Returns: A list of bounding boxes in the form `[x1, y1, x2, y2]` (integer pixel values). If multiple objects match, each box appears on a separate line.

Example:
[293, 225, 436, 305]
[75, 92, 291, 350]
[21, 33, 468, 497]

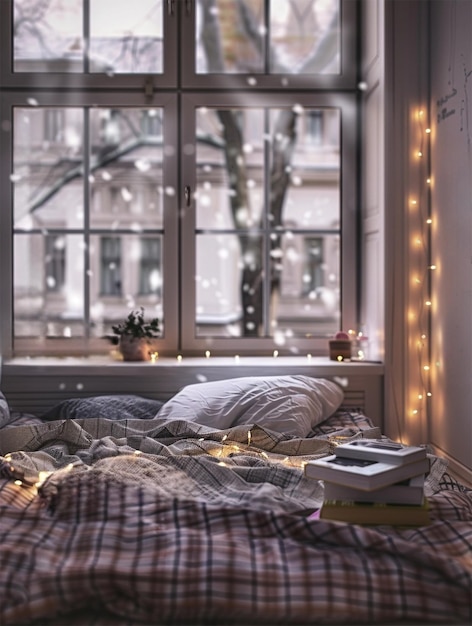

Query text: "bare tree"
[199, 0, 338, 336]
[16, 0, 338, 338]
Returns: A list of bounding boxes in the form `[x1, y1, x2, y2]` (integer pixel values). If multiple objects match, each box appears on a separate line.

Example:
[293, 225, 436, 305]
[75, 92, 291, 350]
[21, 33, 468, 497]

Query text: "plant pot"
[119, 336, 153, 362]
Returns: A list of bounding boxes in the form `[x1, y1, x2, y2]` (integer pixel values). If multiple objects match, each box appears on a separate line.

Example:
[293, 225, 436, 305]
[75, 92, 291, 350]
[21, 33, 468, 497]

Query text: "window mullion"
[83, 0, 90, 74]
[264, 0, 270, 74]
[83, 108, 91, 341]
[263, 108, 271, 337]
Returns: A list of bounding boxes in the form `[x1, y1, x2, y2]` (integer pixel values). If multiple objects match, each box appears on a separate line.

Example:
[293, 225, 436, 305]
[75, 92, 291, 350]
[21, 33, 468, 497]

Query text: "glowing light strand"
[407, 108, 434, 431]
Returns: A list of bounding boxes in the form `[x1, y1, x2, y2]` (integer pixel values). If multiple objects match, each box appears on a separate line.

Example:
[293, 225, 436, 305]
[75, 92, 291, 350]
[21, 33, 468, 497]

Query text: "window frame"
[0, 0, 178, 90]
[0, 90, 179, 358]
[0, 0, 360, 359]
[181, 0, 358, 90]
[180, 91, 357, 355]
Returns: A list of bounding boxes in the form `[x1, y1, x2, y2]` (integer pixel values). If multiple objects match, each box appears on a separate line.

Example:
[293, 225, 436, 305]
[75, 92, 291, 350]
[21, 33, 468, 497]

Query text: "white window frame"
[181, 0, 358, 90]
[0, 0, 178, 89]
[180, 91, 358, 355]
[0, 91, 179, 358]
[0, 0, 359, 359]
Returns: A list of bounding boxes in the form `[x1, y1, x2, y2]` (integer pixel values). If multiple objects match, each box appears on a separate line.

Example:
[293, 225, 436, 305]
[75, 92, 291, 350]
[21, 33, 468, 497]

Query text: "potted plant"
[109, 307, 160, 361]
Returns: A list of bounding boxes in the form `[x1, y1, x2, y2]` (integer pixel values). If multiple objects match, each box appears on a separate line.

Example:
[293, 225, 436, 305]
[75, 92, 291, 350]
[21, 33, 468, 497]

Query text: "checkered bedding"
[0, 408, 471, 626]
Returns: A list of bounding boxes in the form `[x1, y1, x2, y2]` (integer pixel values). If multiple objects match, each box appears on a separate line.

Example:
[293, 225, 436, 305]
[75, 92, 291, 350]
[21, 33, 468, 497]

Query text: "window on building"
[45, 235, 66, 293]
[0, 0, 358, 357]
[100, 237, 122, 296]
[139, 237, 162, 296]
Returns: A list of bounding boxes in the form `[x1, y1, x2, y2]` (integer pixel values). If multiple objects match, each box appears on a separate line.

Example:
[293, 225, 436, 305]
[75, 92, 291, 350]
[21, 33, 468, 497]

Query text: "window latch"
[167, 0, 175, 16]
[184, 185, 191, 207]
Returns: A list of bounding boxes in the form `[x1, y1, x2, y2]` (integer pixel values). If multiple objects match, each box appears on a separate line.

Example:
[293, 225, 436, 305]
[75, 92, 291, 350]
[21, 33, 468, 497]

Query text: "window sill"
[2, 354, 384, 374]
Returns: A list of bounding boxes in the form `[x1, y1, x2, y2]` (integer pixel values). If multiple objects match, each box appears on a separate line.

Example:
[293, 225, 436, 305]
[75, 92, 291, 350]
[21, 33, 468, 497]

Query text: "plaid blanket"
[0, 411, 471, 625]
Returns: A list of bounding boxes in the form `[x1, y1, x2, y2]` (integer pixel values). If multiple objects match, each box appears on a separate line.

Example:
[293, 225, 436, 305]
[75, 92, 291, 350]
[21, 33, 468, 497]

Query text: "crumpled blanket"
[0, 418, 340, 515]
[0, 414, 470, 626]
[0, 466, 471, 626]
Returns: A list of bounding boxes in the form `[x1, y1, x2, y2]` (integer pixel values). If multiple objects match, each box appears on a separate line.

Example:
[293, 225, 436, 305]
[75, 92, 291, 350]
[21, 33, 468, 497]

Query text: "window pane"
[196, 231, 339, 339]
[195, 107, 264, 230]
[14, 0, 84, 72]
[89, 0, 163, 74]
[194, 103, 341, 339]
[270, 0, 340, 73]
[13, 107, 84, 230]
[273, 233, 340, 341]
[270, 107, 340, 229]
[14, 233, 84, 339]
[89, 234, 163, 339]
[89, 108, 164, 229]
[196, 106, 340, 230]
[13, 0, 163, 74]
[196, 233, 249, 337]
[195, 0, 340, 75]
[196, 0, 264, 74]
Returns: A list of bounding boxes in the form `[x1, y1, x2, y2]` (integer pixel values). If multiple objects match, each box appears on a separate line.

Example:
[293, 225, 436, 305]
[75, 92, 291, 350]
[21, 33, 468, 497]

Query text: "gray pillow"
[156, 375, 344, 438]
[0, 391, 11, 428]
[41, 395, 164, 421]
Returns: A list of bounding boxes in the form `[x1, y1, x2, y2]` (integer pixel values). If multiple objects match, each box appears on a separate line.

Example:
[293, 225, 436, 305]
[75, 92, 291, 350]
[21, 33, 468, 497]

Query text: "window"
[100, 237, 122, 296]
[139, 237, 162, 296]
[0, 0, 358, 358]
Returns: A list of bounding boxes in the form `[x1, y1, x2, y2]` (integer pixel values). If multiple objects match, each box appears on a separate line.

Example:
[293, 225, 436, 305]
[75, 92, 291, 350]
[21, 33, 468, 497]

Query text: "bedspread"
[0, 415, 471, 625]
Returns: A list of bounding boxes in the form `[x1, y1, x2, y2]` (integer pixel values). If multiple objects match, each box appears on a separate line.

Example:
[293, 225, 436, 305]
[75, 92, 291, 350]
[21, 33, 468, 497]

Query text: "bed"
[0, 375, 470, 626]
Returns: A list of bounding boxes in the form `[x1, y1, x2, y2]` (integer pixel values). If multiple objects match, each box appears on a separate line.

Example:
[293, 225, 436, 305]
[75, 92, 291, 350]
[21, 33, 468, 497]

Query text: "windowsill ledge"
[2, 354, 384, 374]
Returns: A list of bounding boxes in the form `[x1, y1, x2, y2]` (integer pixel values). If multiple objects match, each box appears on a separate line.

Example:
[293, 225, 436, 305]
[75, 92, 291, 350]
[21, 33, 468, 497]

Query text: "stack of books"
[304, 439, 430, 526]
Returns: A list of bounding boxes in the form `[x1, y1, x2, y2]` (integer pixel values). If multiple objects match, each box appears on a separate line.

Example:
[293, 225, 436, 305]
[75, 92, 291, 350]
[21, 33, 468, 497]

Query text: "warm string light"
[1, 457, 75, 496]
[191, 433, 305, 469]
[406, 107, 434, 427]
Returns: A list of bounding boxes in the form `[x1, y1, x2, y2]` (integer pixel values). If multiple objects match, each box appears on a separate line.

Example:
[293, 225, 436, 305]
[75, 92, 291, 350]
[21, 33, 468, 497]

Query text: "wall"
[429, 0, 472, 484]
[363, 0, 471, 485]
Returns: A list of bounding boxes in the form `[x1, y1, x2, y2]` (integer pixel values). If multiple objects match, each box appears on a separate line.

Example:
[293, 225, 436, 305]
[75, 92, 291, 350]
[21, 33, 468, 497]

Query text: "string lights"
[404, 106, 434, 439]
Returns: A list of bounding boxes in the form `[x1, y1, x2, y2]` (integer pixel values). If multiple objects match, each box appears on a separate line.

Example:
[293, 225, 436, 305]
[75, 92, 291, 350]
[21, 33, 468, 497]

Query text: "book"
[334, 439, 427, 466]
[319, 499, 430, 527]
[304, 455, 430, 491]
[323, 473, 425, 505]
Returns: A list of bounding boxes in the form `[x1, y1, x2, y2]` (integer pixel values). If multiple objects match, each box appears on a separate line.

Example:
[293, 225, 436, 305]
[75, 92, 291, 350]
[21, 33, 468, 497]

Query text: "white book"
[334, 439, 427, 466]
[323, 473, 425, 505]
[304, 455, 430, 491]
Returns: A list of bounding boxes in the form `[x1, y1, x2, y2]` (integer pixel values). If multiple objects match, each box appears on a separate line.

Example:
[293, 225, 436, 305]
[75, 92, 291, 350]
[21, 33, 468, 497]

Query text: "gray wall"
[363, 0, 471, 485]
[429, 0, 472, 481]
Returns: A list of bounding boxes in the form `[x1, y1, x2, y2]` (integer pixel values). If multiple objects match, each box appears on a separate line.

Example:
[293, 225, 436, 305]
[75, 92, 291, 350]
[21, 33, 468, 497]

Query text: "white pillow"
[0, 391, 11, 428]
[156, 375, 344, 438]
